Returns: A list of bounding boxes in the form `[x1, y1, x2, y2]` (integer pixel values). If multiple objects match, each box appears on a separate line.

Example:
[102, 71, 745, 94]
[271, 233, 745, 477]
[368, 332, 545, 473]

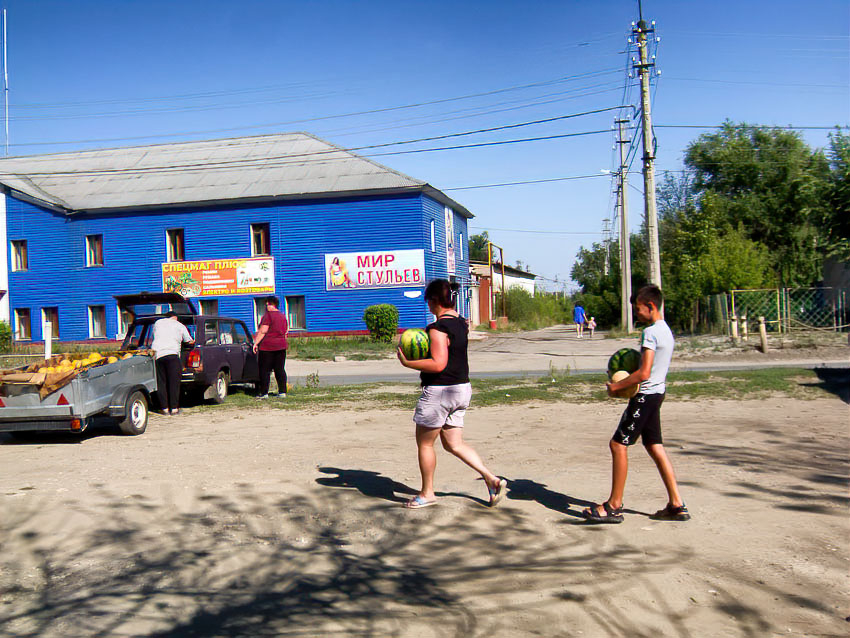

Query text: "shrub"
[499, 287, 570, 330]
[363, 304, 399, 342]
[0, 321, 11, 353]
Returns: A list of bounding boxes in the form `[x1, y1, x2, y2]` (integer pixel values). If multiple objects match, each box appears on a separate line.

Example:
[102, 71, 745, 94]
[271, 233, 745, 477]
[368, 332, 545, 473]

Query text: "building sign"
[445, 207, 456, 273]
[162, 257, 275, 297]
[325, 250, 425, 290]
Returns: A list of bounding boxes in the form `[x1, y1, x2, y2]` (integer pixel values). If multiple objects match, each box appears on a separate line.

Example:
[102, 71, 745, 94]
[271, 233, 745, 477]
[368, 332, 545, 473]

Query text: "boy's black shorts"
[612, 393, 665, 446]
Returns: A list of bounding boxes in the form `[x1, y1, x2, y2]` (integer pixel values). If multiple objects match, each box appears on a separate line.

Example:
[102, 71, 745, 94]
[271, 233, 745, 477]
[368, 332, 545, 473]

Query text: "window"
[117, 308, 133, 339]
[166, 229, 185, 262]
[218, 320, 234, 344]
[88, 305, 106, 338]
[458, 233, 464, 260]
[285, 296, 306, 330]
[234, 323, 253, 345]
[41, 307, 59, 340]
[11, 240, 27, 271]
[86, 235, 104, 267]
[199, 299, 218, 316]
[253, 298, 266, 330]
[14, 308, 31, 340]
[251, 223, 271, 256]
[203, 319, 218, 345]
[429, 220, 436, 252]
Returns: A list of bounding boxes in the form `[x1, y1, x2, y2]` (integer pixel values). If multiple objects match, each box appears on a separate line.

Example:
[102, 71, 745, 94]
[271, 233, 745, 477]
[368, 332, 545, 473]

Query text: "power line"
[8, 68, 622, 121]
[444, 173, 609, 191]
[469, 226, 603, 235]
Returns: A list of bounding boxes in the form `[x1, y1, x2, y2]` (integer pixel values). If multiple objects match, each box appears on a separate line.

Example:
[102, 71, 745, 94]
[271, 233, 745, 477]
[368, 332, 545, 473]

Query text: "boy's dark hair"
[266, 296, 280, 308]
[631, 284, 663, 310]
[165, 310, 178, 318]
[424, 279, 460, 308]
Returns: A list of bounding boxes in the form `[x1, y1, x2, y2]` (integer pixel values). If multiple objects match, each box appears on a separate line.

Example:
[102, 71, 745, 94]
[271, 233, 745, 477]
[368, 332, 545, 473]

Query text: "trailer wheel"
[118, 390, 148, 435]
[211, 370, 229, 404]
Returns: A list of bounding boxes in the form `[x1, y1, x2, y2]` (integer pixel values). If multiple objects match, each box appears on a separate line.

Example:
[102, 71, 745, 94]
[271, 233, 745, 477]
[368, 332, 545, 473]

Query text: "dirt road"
[1, 387, 848, 636]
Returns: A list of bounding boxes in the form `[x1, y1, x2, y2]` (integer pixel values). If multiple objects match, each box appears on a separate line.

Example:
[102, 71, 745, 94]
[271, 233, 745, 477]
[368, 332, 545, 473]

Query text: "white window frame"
[251, 223, 271, 256]
[166, 228, 185, 262]
[429, 220, 436, 252]
[11, 240, 27, 271]
[284, 295, 306, 331]
[14, 308, 31, 340]
[199, 298, 219, 316]
[88, 305, 107, 338]
[41, 307, 59, 341]
[253, 298, 266, 331]
[86, 234, 104, 267]
[458, 233, 464, 260]
[116, 306, 133, 340]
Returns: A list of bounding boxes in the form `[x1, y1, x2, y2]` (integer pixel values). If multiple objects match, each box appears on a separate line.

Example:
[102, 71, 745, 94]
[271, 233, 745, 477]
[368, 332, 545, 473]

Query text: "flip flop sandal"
[651, 503, 691, 521]
[488, 478, 508, 507]
[405, 495, 437, 509]
[582, 501, 624, 524]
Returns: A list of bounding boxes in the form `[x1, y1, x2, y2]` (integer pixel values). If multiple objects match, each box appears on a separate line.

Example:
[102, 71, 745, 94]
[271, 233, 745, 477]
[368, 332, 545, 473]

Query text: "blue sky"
[4, 0, 849, 290]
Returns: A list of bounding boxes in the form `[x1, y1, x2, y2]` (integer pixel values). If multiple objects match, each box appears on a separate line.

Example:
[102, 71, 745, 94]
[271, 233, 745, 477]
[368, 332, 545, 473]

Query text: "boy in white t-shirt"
[582, 285, 689, 524]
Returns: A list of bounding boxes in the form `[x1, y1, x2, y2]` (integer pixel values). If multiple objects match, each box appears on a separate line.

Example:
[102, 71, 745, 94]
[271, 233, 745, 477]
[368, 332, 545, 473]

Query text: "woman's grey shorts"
[413, 383, 472, 429]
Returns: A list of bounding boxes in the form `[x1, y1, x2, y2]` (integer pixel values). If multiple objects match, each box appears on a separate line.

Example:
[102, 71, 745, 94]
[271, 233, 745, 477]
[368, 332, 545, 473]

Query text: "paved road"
[287, 325, 849, 386]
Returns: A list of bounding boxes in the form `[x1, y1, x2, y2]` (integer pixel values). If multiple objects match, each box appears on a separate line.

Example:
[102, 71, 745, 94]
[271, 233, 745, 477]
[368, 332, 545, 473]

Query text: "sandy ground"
[1, 389, 848, 636]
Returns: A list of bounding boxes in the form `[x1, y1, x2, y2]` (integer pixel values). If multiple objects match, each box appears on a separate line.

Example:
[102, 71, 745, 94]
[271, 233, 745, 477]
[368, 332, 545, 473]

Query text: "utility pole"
[633, 14, 662, 287]
[616, 117, 633, 332]
[601, 217, 611, 276]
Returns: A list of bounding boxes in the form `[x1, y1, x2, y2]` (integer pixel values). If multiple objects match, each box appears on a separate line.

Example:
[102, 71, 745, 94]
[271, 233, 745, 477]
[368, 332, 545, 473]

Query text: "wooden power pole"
[616, 117, 633, 332]
[633, 16, 662, 287]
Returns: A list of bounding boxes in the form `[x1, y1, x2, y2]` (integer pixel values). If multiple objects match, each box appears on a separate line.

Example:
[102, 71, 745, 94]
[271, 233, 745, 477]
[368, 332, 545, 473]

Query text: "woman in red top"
[253, 296, 288, 399]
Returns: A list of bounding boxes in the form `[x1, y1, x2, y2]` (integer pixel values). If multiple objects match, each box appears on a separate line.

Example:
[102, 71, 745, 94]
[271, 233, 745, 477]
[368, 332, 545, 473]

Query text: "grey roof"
[0, 132, 472, 217]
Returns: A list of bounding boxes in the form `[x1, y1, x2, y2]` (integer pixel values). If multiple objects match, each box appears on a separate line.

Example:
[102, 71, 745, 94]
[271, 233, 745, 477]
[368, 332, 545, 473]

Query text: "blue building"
[0, 133, 471, 342]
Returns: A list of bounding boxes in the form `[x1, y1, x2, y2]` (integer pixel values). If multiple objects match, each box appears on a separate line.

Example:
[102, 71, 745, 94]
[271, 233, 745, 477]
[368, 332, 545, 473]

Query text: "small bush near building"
[363, 304, 399, 342]
[500, 287, 570, 330]
[0, 321, 11, 352]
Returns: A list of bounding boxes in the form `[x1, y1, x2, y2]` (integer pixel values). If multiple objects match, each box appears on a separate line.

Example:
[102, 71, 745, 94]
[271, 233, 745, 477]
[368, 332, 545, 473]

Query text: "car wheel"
[211, 370, 229, 404]
[118, 390, 148, 435]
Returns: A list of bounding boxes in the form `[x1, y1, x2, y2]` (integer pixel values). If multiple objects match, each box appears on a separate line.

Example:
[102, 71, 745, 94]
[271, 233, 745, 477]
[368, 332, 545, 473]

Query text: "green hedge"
[363, 304, 399, 342]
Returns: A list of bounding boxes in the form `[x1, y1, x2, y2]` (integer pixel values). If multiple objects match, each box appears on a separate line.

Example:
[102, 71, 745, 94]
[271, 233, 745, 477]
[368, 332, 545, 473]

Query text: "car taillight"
[186, 350, 201, 369]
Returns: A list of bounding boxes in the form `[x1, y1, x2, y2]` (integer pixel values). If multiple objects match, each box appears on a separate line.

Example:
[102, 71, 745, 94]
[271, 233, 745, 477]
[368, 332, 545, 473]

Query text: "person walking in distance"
[397, 279, 507, 509]
[574, 304, 587, 338]
[151, 310, 194, 416]
[253, 296, 289, 399]
[582, 285, 689, 524]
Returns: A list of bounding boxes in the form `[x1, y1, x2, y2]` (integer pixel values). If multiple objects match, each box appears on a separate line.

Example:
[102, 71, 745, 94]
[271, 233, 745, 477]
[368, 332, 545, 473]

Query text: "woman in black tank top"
[397, 279, 506, 509]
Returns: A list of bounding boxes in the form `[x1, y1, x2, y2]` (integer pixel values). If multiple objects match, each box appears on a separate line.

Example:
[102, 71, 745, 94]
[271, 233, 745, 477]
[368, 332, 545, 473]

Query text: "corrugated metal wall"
[5, 192, 470, 341]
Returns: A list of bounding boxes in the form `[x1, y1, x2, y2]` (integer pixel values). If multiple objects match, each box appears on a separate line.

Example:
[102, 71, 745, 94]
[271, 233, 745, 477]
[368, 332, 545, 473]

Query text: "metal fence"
[703, 287, 850, 335]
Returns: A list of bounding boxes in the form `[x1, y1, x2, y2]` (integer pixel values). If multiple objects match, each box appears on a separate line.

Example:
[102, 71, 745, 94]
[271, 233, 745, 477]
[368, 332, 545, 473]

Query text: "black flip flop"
[582, 501, 624, 524]
[651, 503, 691, 521]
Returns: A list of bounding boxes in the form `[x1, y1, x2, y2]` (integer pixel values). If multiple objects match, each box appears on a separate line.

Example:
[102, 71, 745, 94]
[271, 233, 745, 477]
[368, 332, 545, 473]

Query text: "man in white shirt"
[151, 311, 194, 416]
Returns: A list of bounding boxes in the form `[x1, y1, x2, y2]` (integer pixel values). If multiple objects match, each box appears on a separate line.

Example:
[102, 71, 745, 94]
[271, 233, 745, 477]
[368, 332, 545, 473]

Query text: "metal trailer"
[0, 355, 157, 436]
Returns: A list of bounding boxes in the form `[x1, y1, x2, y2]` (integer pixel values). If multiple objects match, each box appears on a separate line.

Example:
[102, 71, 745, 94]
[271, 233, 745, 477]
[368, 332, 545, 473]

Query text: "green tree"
[822, 128, 850, 258]
[684, 122, 830, 286]
[468, 232, 490, 262]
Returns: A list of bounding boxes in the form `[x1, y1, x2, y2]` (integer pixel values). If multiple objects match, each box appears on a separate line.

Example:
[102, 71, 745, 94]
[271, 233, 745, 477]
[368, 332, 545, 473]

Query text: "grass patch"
[287, 336, 395, 361]
[192, 367, 836, 414]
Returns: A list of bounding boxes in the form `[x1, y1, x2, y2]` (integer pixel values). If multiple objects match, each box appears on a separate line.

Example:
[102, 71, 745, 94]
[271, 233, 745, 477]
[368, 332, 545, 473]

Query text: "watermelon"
[607, 347, 641, 378]
[400, 328, 430, 360]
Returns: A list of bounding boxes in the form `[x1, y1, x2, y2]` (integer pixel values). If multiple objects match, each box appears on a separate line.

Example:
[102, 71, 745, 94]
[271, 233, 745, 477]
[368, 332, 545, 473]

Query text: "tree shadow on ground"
[809, 367, 850, 404]
[0, 485, 721, 638]
[674, 415, 849, 516]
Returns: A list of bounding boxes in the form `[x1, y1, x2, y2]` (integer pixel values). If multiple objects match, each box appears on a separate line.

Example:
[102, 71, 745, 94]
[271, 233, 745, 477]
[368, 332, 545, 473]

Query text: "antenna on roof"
[2, 8, 7, 156]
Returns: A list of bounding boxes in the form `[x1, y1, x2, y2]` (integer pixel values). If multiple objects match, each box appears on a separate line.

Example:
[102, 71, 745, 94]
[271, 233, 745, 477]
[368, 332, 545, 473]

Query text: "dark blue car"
[116, 293, 259, 403]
